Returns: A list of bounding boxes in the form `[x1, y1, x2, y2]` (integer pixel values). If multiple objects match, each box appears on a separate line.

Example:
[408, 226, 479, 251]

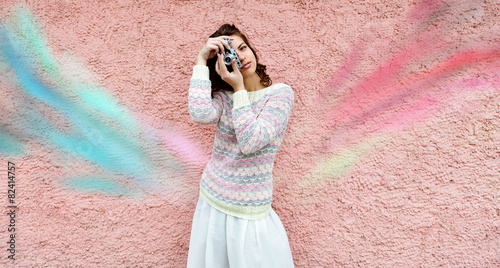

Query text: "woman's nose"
[237, 52, 244, 61]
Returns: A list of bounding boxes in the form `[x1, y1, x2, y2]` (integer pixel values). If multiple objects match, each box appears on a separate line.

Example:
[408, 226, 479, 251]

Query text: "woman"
[187, 24, 294, 268]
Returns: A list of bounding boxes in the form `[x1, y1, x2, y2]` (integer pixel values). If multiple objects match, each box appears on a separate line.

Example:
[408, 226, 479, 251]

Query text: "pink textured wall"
[1, 0, 499, 267]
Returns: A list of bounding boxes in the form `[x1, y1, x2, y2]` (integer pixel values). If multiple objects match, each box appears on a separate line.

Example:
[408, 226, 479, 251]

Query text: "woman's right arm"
[188, 36, 233, 124]
[188, 65, 223, 124]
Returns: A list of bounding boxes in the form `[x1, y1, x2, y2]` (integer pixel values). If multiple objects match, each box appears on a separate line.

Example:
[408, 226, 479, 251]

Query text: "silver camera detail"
[223, 39, 242, 72]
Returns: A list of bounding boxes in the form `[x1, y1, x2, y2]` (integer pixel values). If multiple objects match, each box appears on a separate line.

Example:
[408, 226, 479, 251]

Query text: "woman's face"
[229, 34, 258, 79]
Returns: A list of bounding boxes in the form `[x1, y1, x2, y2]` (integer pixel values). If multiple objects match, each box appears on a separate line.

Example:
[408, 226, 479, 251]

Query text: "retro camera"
[223, 39, 242, 72]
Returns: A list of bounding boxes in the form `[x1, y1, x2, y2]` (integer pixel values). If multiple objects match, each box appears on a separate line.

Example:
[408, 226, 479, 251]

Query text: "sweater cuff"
[233, 90, 251, 109]
[192, 65, 209, 80]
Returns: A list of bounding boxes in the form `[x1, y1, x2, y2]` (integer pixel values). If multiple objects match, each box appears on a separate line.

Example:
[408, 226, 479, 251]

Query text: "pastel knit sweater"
[188, 65, 294, 220]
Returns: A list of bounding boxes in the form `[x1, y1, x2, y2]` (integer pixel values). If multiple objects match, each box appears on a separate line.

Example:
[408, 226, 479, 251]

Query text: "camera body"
[223, 39, 242, 72]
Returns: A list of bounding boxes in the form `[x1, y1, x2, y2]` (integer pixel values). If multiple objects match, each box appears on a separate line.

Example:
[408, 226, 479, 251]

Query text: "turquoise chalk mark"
[0, 7, 185, 196]
[62, 177, 139, 197]
[0, 130, 24, 155]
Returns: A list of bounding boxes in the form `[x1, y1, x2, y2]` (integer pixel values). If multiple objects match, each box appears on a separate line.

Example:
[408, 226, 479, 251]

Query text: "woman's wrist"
[196, 55, 207, 66]
[232, 80, 245, 92]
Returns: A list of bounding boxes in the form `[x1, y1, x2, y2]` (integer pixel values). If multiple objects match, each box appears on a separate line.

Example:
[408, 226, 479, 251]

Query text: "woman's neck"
[243, 73, 265, 92]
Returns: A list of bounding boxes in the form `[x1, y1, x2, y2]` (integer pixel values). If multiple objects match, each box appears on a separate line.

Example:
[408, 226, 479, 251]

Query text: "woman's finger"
[217, 54, 228, 78]
[221, 38, 231, 51]
[215, 54, 221, 75]
[207, 44, 218, 53]
[214, 36, 233, 50]
[216, 54, 226, 76]
[209, 40, 225, 54]
[231, 59, 240, 75]
[217, 54, 225, 74]
[217, 35, 234, 40]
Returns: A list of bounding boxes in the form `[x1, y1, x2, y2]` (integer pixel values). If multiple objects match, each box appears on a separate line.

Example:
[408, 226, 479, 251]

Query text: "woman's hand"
[215, 54, 245, 92]
[196, 36, 234, 65]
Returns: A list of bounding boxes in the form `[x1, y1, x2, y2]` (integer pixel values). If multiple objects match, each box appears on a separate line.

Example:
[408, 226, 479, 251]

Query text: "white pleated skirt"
[187, 197, 294, 268]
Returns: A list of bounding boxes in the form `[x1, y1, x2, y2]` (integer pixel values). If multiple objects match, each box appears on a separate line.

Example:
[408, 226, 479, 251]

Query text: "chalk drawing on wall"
[300, 0, 500, 187]
[0, 6, 207, 197]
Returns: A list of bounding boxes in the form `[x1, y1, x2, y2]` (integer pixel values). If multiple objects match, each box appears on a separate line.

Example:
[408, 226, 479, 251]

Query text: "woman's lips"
[242, 62, 251, 69]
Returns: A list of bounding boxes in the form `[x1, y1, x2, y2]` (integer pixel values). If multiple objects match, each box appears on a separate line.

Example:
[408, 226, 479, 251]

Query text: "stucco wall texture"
[0, 0, 499, 267]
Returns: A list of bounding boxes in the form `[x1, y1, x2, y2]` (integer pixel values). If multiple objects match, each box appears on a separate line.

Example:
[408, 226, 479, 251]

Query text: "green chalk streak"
[303, 136, 387, 187]
[7, 7, 60, 81]
[0, 130, 23, 155]
[77, 88, 134, 129]
[7, 6, 135, 131]
[62, 177, 139, 197]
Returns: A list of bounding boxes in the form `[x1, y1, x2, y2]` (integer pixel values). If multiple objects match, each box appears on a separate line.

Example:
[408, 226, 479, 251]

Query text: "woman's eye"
[240, 46, 247, 51]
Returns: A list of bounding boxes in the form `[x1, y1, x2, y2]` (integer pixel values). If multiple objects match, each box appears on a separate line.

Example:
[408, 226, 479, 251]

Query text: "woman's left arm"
[232, 85, 294, 155]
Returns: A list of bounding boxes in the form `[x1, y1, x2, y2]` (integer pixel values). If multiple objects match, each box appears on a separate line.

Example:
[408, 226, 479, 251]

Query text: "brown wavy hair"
[207, 24, 272, 93]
